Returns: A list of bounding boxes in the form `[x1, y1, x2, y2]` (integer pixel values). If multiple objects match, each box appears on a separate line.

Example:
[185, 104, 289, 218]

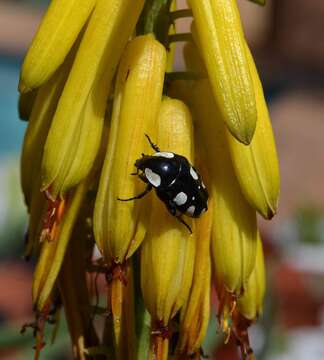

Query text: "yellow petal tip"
[18, 79, 31, 94]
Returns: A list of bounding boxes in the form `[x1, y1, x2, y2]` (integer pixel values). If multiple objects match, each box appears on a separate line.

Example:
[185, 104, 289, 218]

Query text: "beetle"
[118, 135, 208, 233]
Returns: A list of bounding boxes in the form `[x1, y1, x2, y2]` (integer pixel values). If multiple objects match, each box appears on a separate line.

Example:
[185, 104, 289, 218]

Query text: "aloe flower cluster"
[18, 0, 278, 359]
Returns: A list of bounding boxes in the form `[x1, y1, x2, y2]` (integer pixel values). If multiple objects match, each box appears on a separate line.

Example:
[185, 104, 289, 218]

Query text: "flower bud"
[231, 233, 266, 359]
[21, 48, 74, 208]
[93, 34, 167, 264]
[177, 194, 213, 357]
[33, 178, 89, 311]
[140, 98, 196, 359]
[226, 44, 280, 219]
[183, 42, 258, 297]
[237, 233, 266, 321]
[189, 0, 257, 144]
[41, 0, 145, 200]
[19, 0, 96, 92]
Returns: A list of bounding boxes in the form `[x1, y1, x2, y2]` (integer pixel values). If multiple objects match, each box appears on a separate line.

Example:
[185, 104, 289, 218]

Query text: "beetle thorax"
[135, 154, 180, 188]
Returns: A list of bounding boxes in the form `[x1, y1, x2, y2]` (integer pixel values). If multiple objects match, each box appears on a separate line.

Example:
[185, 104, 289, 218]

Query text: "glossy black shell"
[135, 153, 208, 217]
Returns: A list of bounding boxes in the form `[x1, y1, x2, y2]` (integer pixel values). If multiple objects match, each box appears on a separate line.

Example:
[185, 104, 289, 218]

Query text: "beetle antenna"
[145, 134, 160, 152]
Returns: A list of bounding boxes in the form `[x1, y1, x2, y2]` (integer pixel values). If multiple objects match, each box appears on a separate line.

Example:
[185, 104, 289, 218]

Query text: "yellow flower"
[18, 1, 279, 358]
[189, 0, 257, 144]
[232, 234, 266, 358]
[141, 97, 196, 359]
[93, 34, 167, 264]
[177, 192, 213, 357]
[226, 44, 280, 219]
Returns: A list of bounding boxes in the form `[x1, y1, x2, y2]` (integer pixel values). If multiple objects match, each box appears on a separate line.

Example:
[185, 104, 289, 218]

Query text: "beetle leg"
[176, 216, 192, 234]
[138, 173, 148, 183]
[117, 184, 152, 201]
[165, 200, 192, 234]
[145, 134, 160, 152]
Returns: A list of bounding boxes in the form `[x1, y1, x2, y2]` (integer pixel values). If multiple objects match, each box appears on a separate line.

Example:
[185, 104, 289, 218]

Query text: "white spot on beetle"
[145, 168, 161, 187]
[154, 152, 174, 158]
[201, 208, 207, 213]
[190, 167, 199, 180]
[173, 192, 188, 206]
[192, 196, 195, 201]
[186, 205, 195, 216]
[202, 181, 206, 189]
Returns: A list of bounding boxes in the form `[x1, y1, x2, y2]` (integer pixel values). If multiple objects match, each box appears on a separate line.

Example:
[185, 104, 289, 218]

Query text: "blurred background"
[0, 0, 324, 359]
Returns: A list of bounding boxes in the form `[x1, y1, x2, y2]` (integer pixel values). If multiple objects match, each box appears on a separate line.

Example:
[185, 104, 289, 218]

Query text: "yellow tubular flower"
[93, 34, 167, 264]
[184, 41, 258, 298]
[196, 81, 257, 294]
[41, 0, 145, 200]
[189, 0, 257, 145]
[32, 177, 89, 311]
[226, 44, 280, 219]
[140, 97, 196, 360]
[26, 100, 110, 260]
[237, 233, 266, 321]
[19, 0, 96, 92]
[177, 194, 213, 357]
[231, 233, 266, 359]
[21, 55, 72, 255]
[21, 46, 75, 208]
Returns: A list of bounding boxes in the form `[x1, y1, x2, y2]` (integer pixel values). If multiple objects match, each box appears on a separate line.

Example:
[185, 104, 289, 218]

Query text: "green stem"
[136, 310, 151, 360]
[169, 8, 193, 21]
[165, 71, 206, 82]
[168, 33, 192, 44]
[137, 0, 173, 46]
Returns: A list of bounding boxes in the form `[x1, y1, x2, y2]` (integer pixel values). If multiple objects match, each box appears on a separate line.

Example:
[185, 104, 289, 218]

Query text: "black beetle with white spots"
[118, 135, 209, 233]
